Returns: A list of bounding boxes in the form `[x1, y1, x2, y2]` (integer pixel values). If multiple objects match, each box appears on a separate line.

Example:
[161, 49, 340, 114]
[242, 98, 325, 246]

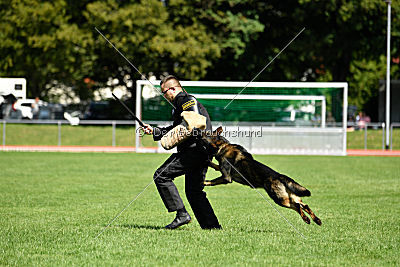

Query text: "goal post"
[135, 81, 348, 155]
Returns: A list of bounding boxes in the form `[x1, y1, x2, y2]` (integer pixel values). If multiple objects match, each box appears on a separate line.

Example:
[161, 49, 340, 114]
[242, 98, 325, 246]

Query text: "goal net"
[135, 81, 348, 155]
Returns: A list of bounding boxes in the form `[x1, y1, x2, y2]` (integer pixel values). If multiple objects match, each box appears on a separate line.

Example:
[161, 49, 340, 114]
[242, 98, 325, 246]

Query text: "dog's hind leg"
[300, 203, 322, 225]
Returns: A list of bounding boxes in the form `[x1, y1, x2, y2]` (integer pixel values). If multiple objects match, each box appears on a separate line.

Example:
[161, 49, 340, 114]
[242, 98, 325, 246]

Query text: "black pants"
[154, 148, 220, 229]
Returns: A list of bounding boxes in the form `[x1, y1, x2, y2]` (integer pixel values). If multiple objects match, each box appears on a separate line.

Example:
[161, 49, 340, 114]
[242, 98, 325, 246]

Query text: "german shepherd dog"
[201, 127, 322, 225]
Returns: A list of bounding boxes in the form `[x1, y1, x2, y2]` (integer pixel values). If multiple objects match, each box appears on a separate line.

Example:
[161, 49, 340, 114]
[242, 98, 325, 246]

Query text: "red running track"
[346, 149, 400, 157]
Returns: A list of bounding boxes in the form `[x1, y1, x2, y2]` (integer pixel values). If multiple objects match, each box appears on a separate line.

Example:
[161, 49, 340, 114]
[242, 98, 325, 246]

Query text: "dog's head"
[200, 126, 230, 155]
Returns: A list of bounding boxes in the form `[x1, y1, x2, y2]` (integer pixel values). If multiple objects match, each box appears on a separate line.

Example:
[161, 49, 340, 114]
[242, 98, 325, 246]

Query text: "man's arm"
[150, 94, 198, 141]
[144, 95, 203, 141]
[178, 95, 199, 114]
[141, 123, 175, 141]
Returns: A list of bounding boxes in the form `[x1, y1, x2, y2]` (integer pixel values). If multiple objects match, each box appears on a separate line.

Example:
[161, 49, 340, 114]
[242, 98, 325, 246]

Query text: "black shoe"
[165, 213, 192, 230]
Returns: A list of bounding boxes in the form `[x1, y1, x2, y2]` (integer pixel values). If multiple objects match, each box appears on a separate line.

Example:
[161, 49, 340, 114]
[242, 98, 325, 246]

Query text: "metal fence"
[391, 122, 400, 150]
[1, 119, 136, 147]
[1, 119, 399, 150]
[347, 122, 387, 150]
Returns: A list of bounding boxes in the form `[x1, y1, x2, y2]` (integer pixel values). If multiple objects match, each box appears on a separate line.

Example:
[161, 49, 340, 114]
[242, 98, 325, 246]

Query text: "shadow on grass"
[117, 224, 198, 231]
[116, 224, 275, 233]
[234, 226, 275, 234]
[118, 224, 164, 230]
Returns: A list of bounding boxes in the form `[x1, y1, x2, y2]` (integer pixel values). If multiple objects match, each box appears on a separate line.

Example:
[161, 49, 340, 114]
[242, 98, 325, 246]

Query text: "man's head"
[160, 75, 183, 102]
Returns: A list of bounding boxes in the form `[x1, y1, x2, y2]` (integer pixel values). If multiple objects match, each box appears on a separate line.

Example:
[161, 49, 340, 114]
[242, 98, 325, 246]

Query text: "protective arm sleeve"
[160, 112, 205, 150]
[152, 125, 174, 141]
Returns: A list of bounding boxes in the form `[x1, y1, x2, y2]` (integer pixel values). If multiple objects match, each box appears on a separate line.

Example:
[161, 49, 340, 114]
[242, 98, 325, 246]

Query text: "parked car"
[2, 99, 65, 120]
[83, 101, 111, 120]
[37, 103, 64, 120]
[12, 98, 46, 119]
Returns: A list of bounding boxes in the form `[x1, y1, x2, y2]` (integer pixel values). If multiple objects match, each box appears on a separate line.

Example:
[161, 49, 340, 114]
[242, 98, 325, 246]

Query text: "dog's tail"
[281, 175, 311, 197]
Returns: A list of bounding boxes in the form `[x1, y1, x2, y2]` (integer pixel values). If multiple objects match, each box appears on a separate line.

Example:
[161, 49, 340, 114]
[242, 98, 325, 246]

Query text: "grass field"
[1, 123, 400, 149]
[0, 152, 399, 266]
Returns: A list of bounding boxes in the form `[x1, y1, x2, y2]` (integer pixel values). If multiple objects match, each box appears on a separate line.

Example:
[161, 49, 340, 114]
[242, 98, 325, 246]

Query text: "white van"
[0, 78, 27, 100]
[0, 78, 29, 119]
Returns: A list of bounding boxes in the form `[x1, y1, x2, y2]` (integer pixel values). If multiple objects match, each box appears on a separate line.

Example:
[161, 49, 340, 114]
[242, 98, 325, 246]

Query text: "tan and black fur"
[201, 127, 322, 225]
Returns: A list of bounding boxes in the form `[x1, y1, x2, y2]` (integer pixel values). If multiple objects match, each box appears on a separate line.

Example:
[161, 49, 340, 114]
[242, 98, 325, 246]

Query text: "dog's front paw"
[204, 180, 213, 186]
[208, 162, 220, 171]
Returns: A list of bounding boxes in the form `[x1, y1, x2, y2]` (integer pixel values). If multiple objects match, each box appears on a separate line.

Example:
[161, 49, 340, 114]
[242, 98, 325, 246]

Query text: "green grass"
[1, 123, 400, 149]
[347, 128, 400, 150]
[0, 152, 399, 265]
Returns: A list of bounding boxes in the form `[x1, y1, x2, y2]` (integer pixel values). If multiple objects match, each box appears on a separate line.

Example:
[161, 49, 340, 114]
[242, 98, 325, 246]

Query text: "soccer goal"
[135, 81, 348, 155]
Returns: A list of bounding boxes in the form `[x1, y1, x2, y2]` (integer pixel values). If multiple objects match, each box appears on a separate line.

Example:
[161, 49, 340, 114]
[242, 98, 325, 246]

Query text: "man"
[31, 97, 40, 119]
[142, 75, 221, 230]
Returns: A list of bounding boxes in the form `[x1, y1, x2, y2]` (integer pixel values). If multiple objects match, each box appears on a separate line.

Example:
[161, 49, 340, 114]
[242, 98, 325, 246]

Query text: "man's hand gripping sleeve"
[160, 111, 206, 150]
[152, 125, 174, 141]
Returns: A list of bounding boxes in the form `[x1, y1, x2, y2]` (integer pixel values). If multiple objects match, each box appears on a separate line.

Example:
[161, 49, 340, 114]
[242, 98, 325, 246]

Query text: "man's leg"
[154, 153, 185, 212]
[153, 153, 191, 229]
[185, 166, 221, 229]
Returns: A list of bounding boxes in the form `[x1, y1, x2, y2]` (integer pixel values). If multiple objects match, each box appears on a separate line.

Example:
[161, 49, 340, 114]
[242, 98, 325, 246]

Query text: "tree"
[294, 0, 400, 113]
[203, 0, 400, 115]
[85, 0, 264, 93]
[0, 0, 94, 99]
[1, 0, 399, 117]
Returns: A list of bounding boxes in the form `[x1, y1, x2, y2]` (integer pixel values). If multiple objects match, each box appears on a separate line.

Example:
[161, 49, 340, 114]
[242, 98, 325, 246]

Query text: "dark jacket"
[153, 91, 212, 152]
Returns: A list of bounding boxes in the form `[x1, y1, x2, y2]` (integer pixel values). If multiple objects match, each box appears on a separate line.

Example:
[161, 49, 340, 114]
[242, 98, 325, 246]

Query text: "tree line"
[1, 0, 399, 119]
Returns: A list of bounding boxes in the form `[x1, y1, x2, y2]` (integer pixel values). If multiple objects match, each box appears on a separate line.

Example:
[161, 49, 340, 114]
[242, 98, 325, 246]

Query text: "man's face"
[161, 79, 181, 102]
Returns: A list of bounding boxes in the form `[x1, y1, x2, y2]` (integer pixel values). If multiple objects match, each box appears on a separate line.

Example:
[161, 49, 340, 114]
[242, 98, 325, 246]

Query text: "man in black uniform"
[142, 75, 221, 230]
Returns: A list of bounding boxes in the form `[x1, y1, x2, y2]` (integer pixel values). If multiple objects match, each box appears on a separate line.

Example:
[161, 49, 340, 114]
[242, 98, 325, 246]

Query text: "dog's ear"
[215, 126, 223, 136]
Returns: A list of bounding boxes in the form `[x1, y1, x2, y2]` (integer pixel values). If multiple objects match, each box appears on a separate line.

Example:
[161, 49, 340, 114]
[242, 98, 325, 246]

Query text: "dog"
[201, 126, 322, 225]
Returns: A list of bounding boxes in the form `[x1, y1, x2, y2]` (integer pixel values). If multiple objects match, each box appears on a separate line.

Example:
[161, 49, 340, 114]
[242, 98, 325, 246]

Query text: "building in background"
[379, 80, 400, 123]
